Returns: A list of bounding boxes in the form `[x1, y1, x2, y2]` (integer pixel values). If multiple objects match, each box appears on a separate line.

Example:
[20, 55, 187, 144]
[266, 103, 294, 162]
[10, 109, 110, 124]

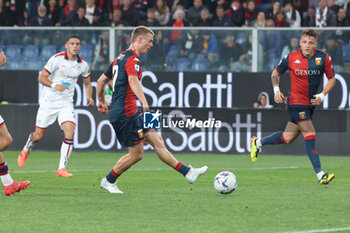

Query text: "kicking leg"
[145, 130, 208, 184]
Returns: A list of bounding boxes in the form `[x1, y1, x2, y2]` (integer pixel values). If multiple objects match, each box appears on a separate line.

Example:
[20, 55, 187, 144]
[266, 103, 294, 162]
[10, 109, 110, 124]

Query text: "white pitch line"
[284, 227, 350, 233]
[10, 166, 299, 174]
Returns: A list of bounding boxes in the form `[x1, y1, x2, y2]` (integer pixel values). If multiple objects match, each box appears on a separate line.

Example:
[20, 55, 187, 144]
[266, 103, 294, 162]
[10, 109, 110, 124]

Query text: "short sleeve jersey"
[104, 49, 142, 122]
[276, 49, 334, 106]
[40, 52, 90, 106]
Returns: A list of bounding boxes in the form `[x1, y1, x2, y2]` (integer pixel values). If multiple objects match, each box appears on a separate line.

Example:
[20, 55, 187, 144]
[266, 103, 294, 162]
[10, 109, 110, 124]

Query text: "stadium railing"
[0, 27, 349, 73]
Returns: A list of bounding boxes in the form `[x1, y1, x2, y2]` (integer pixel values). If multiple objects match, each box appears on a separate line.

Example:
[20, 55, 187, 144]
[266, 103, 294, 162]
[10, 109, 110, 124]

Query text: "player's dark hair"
[131, 26, 154, 42]
[301, 29, 317, 39]
[66, 35, 80, 43]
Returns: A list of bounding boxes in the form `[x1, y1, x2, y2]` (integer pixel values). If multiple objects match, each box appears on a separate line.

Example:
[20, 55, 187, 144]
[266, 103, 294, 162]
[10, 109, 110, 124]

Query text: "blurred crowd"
[0, 0, 349, 28]
[0, 0, 349, 72]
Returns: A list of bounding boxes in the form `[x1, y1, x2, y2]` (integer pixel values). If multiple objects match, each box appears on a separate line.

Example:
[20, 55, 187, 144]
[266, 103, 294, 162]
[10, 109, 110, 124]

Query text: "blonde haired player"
[18, 36, 94, 177]
[0, 51, 30, 195]
[97, 26, 208, 193]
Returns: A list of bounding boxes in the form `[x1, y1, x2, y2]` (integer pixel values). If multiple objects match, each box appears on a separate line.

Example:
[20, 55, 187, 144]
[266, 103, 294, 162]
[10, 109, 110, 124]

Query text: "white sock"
[24, 132, 36, 153]
[256, 138, 262, 149]
[58, 139, 73, 170]
[1, 174, 14, 186]
[317, 171, 325, 181]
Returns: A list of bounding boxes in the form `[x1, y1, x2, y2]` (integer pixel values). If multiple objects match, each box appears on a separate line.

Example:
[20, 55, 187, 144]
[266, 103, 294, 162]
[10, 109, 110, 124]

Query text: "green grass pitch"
[1, 151, 350, 233]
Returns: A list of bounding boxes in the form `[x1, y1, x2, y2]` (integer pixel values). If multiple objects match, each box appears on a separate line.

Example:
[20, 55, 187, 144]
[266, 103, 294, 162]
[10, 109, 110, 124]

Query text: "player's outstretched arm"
[271, 69, 284, 104]
[38, 69, 68, 92]
[128, 75, 149, 112]
[96, 73, 110, 113]
[0, 51, 7, 66]
[83, 77, 95, 106]
[311, 76, 336, 105]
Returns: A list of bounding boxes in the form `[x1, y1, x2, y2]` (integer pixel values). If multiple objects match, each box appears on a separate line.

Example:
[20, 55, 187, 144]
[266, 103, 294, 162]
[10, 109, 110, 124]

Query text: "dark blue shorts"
[111, 113, 147, 147]
[288, 105, 315, 124]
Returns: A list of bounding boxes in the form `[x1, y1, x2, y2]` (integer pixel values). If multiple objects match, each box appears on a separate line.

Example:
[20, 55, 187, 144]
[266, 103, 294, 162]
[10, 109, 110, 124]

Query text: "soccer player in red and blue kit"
[96, 26, 208, 194]
[250, 29, 336, 185]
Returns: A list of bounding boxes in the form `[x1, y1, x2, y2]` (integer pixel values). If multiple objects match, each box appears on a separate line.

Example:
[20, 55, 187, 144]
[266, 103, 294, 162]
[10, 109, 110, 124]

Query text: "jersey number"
[112, 65, 119, 92]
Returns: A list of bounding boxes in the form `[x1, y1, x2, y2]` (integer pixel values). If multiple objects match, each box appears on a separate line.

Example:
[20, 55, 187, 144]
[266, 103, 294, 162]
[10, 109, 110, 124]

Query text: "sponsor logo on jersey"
[316, 57, 322, 65]
[135, 64, 140, 72]
[294, 59, 301, 64]
[294, 69, 321, 76]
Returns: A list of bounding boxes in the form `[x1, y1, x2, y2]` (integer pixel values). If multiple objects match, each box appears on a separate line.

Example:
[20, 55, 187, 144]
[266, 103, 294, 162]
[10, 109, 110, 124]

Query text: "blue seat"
[343, 44, 350, 62]
[258, 3, 271, 12]
[8, 56, 25, 70]
[23, 45, 39, 61]
[166, 45, 180, 66]
[5, 45, 22, 59]
[79, 45, 93, 63]
[172, 58, 191, 71]
[40, 45, 57, 61]
[25, 59, 43, 70]
[191, 58, 209, 71]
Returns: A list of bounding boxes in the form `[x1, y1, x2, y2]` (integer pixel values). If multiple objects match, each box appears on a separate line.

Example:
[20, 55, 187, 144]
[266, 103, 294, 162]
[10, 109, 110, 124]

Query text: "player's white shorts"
[36, 105, 76, 129]
[0, 114, 4, 127]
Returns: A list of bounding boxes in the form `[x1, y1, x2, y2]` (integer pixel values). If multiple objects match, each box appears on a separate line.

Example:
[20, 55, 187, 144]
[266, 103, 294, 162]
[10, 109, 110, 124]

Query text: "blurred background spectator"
[30, 4, 53, 26]
[281, 36, 299, 58]
[188, 0, 208, 26]
[57, 0, 77, 26]
[253, 92, 274, 109]
[212, 5, 232, 26]
[141, 8, 160, 26]
[283, 0, 301, 28]
[120, 0, 139, 26]
[45, 0, 61, 26]
[218, 33, 243, 72]
[153, 0, 170, 26]
[323, 36, 344, 72]
[227, 0, 244, 27]
[266, 0, 281, 20]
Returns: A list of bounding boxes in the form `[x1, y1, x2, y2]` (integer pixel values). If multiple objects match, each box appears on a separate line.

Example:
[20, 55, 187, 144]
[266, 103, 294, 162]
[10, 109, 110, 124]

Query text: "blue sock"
[261, 131, 286, 145]
[174, 162, 190, 176]
[106, 169, 120, 183]
[304, 135, 322, 173]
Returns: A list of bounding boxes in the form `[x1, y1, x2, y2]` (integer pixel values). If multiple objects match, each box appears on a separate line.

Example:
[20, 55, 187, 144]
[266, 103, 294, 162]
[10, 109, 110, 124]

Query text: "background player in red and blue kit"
[96, 26, 208, 194]
[250, 29, 336, 185]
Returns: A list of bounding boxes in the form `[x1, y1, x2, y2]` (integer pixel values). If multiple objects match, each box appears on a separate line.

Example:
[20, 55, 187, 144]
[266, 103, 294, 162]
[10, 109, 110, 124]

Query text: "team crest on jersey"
[315, 57, 322, 65]
[135, 64, 140, 72]
[299, 111, 306, 120]
[138, 129, 144, 138]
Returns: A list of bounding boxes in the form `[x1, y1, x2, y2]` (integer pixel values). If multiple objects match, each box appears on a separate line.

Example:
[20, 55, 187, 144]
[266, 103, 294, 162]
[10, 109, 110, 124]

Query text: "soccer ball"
[214, 171, 237, 194]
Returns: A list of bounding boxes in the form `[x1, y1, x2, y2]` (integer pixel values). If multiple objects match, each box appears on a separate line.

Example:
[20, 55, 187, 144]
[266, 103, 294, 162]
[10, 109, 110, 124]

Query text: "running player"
[250, 29, 336, 185]
[0, 51, 30, 195]
[17, 36, 95, 177]
[96, 26, 208, 193]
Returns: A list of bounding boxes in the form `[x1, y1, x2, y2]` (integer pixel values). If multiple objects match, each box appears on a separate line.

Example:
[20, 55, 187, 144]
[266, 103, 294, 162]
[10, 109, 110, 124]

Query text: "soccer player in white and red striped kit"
[17, 36, 94, 177]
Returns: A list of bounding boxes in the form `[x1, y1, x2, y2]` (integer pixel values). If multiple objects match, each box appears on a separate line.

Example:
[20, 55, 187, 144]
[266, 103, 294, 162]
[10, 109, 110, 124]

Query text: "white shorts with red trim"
[36, 104, 76, 129]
